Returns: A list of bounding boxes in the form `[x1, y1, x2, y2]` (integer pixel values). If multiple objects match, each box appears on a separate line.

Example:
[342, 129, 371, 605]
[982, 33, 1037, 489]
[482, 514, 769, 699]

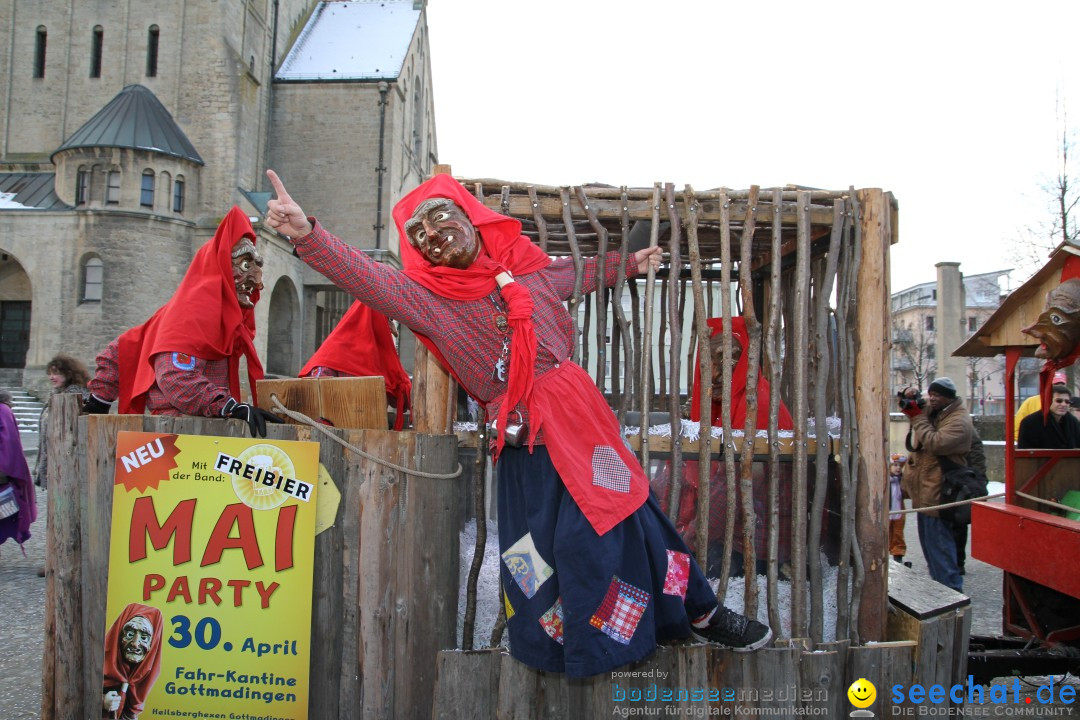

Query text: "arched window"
[173, 176, 185, 213]
[82, 256, 103, 302]
[146, 25, 159, 77]
[159, 170, 171, 209]
[140, 170, 155, 208]
[106, 170, 120, 204]
[412, 81, 423, 159]
[33, 26, 47, 78]
[90, 26, 103, 78]
[75, 167, 89, 205]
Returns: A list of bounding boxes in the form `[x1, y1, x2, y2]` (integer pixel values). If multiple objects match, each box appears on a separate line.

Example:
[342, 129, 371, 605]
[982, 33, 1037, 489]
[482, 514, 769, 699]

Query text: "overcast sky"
[426, 1, 1080, 291]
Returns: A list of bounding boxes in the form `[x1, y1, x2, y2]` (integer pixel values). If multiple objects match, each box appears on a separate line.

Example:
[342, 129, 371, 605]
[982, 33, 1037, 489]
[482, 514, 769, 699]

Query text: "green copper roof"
[53, 84, 204, 165]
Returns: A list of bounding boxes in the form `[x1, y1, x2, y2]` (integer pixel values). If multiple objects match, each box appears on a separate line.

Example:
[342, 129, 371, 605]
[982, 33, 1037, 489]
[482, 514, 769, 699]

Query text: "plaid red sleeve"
[152, 352, 231, 416]
[87, 339, 121, 402]
[292, 220, 440, 335]
[546, 251, 639, 299]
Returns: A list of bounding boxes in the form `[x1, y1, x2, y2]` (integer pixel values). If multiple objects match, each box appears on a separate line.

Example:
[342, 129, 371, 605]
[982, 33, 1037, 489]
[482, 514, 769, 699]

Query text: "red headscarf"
[299, 301, 412, 430]
[689, 317, 793, 431]
[102, 603, 164, 718]
[391, 175, 550, 453]
[115, 207, 263, 413]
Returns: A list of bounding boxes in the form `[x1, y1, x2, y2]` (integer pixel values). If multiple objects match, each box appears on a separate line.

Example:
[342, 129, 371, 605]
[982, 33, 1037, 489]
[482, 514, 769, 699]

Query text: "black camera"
[897, 389, 925, 411]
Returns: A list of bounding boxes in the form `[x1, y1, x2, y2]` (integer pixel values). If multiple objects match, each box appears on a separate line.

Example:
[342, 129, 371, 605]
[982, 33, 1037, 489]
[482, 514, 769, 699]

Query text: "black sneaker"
[690, 606, 773, 652]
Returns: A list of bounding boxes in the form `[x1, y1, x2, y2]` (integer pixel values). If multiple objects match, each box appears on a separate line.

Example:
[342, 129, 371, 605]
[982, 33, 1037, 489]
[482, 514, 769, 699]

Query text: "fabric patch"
[171, 352, 197, 371]
[539, 597, 564, 645]
[589, 576, 649, 645]
[504, 590, 515, 621]
[591, 445, 631, 493]
[663, 550, 691, 599]
[501, 532, 554, 599]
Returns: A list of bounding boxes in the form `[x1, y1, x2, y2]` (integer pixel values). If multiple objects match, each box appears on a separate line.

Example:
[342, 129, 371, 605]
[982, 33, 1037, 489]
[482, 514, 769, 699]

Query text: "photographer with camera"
[897, 377, 972, 592]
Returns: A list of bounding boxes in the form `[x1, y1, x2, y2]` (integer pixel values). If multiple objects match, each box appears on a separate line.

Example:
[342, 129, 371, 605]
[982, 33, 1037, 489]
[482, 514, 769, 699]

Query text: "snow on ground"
[457, 519, 842, 650]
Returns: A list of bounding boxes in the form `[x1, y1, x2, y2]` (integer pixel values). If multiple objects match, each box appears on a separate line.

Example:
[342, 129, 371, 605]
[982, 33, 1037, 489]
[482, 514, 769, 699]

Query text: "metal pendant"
[494, 313, 509, 333]
[493, 357, 507, 382]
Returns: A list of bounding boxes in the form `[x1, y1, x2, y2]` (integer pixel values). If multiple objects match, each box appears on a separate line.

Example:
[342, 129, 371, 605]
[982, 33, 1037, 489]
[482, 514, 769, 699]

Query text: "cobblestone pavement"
[0, 483, 46, 720]
[1, 475, 1075, 717]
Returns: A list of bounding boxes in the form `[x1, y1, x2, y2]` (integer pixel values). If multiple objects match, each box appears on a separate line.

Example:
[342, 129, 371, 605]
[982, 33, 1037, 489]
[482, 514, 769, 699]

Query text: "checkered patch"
[663, 550, 691, 599]
[501, 532, 554, 599]
[539, 597, 564, 645]
[589, 576, 649, 645]
[504, 590, 515, 620]
[591, 445, 632, 493]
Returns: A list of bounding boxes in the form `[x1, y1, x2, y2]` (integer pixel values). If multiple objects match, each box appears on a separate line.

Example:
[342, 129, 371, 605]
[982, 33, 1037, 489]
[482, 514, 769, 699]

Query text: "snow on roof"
[277, 1, 421, 81]
[0, 192, 32, 209]
[0, 173, 67, 211]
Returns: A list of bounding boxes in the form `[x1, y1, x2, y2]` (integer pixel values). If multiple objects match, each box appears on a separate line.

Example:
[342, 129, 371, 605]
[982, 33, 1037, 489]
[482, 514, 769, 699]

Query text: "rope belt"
[269, 394, 462, 480]
[897, 492, 1005, 514]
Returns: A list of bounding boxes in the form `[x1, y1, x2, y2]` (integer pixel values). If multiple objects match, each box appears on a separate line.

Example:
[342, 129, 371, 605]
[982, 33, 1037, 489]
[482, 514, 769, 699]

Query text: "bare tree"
[893, 319, 937, 390]
[1011, 95, 1080, 275]
[966, 356, 990, 415]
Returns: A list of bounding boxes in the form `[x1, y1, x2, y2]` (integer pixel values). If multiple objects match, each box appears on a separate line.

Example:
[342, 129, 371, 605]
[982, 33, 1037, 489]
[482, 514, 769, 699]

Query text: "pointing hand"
[266, 169, 313, 239]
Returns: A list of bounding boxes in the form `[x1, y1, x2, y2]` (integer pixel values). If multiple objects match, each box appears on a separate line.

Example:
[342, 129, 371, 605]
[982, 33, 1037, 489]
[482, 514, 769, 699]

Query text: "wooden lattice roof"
[456, 178, 898, 269]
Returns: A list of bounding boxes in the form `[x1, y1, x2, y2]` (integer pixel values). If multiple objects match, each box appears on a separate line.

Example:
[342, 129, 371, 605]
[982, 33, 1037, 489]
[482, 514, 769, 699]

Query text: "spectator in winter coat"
[1017, 384, 1080, 449]
[899, 377, 972, 592]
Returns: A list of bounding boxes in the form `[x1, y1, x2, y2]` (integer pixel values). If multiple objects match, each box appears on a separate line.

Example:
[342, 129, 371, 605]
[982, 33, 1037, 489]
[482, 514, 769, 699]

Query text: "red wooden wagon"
[956, 244, 1080, 679]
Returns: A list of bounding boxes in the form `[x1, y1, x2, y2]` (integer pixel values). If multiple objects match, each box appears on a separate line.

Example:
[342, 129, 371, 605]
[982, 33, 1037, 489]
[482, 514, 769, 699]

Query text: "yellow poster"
[103, 431, 319, 720]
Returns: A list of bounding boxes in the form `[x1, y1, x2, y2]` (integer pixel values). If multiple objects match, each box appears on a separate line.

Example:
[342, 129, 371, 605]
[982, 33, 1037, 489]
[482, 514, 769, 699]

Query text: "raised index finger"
[266, 169, 290, 201]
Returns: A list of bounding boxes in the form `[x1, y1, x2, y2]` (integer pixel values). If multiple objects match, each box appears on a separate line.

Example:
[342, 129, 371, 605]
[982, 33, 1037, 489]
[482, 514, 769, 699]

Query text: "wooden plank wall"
[40, 394, 463, 720]
[432, 640, 928, 718]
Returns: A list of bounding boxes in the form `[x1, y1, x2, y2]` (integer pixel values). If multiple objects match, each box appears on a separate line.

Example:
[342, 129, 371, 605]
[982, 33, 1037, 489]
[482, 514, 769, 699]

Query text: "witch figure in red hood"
[82, 207, 282, 437]
[264, 169, 773, 677]
[299, 300, 412, 430]
[101, 602, 164, 719]
[652, 317, 799, 575]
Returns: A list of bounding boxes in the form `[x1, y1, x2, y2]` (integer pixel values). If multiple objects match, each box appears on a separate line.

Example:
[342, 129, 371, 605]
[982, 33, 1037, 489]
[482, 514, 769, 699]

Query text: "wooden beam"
[854, 188, 891, 641]
[475, 192, 838, 226]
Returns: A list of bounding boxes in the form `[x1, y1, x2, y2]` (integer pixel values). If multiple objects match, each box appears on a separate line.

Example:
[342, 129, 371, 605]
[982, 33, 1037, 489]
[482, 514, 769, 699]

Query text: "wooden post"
[82, 413, 142, 715]
[47, 394, 85, 720]
[847, 642, 917, 715]
[854, 188, 891, 641]
[413, 164, 455, 433]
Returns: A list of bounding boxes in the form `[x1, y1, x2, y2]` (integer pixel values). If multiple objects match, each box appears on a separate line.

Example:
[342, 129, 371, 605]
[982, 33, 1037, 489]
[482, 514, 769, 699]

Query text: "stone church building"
[0, 0, 437, 396]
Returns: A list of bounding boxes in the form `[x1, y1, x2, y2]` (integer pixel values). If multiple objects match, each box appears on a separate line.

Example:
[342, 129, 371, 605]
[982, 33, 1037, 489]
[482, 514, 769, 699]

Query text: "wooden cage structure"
[417, 171, 899, 647]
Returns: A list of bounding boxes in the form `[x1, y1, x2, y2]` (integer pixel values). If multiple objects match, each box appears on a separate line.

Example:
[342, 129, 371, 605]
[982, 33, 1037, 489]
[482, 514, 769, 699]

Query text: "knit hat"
[890, 453, 906, 465]
[928, 377, 957, 398]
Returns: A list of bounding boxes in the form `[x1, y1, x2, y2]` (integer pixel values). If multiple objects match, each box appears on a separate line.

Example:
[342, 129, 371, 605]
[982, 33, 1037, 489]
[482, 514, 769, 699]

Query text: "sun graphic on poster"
[229, 444, 297, 510]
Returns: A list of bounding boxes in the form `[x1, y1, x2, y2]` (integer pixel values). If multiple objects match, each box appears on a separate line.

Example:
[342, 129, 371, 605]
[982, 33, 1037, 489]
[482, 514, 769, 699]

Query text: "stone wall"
[1, 0, 429, 394]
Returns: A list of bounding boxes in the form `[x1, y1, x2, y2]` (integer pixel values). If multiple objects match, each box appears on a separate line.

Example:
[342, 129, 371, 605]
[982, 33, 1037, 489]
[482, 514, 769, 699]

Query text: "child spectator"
[889, 453, 910, 566]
